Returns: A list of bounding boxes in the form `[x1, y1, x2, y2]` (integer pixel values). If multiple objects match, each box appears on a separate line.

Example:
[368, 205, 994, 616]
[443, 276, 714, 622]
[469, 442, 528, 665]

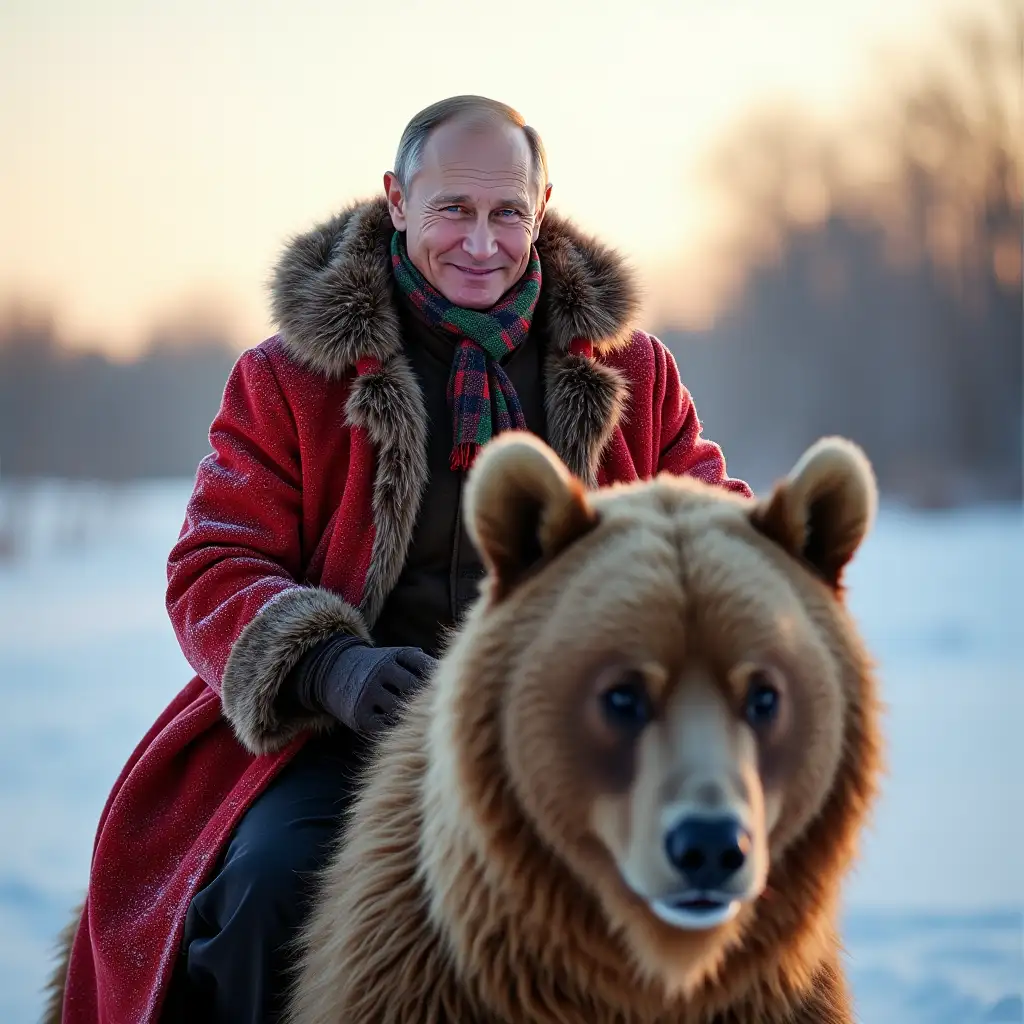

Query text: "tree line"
[2, 0, 1020, 505]
[663, 0, 1021, 504]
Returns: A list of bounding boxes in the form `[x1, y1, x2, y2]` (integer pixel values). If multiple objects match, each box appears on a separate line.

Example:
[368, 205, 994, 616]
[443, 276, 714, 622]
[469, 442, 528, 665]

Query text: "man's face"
[385, 118, 550, 310]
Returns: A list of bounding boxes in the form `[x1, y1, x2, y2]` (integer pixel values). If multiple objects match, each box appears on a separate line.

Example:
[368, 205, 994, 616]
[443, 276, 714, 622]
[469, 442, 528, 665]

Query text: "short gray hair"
[393, 95, 549, 202]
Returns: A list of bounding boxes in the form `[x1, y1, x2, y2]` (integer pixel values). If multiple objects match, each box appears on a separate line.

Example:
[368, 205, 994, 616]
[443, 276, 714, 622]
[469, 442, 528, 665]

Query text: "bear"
[284, 431, 884, 1024]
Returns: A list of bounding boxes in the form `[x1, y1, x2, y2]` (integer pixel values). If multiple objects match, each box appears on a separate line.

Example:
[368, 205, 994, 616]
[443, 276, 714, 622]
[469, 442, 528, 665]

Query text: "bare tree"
[665, 0, 1022, 505]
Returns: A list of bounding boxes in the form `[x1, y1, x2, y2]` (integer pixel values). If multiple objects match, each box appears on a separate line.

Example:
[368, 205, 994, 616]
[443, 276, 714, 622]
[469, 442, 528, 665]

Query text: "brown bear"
[285, 432, 884, 1024]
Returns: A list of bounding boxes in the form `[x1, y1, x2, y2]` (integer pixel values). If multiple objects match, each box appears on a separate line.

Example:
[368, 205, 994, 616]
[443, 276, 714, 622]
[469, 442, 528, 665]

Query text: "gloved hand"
[290, 634, 437, 736]
[323, 642, 437, 734]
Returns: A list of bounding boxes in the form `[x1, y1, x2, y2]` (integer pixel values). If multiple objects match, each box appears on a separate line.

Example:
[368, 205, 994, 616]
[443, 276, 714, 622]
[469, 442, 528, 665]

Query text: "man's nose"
[462, 217, 498, 260]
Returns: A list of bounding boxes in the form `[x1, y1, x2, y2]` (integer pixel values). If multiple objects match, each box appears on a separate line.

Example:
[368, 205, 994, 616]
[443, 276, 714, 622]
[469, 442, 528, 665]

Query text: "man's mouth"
[452, 265, 498, 277]
[648, 892, 743, 931]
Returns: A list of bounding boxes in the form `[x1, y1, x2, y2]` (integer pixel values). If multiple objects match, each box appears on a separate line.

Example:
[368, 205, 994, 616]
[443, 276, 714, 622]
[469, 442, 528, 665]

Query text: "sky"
[1, 0, 972, 356]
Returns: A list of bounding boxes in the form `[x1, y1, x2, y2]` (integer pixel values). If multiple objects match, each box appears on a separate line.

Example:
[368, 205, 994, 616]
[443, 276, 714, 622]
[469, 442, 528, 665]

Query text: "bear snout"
[663, 814, 751, 891]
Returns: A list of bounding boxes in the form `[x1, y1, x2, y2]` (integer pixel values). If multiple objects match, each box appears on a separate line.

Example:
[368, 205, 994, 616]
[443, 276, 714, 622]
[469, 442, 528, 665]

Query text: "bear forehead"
[513, 493, 829, 677]
[567, 492, 811, 618]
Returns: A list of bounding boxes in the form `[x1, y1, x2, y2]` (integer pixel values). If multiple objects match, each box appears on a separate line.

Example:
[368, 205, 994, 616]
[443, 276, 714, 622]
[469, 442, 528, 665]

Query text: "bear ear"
[464, 432, 598, 601]
[750, 436, 878, 589]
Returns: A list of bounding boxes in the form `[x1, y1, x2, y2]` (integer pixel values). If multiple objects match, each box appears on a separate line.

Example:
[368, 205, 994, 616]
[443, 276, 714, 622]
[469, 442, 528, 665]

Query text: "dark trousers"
[162, 731, 367, 1023]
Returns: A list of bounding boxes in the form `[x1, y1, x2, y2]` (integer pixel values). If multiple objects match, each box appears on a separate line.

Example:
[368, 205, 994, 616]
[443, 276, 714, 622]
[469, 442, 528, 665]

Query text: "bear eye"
[744, 671, 781, 730]
[600, 671, 653, 731]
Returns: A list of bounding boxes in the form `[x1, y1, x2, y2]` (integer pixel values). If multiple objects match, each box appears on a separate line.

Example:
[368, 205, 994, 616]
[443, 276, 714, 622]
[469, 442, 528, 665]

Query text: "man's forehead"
[419, 117, 532, 178]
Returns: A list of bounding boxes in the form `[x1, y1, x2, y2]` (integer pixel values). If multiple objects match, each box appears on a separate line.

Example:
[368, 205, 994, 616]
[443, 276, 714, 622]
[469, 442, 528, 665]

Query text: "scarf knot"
[390, 231, 542, 470]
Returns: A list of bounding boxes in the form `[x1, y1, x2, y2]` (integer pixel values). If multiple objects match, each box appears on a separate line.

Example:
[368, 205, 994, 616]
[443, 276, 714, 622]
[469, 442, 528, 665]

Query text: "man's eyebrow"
[431, 193, 531, 213]
[496, 197, 531, 213]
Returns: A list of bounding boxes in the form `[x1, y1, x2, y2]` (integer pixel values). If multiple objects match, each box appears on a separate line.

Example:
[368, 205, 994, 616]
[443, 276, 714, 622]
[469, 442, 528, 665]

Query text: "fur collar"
[269, 197, 641, 379]
[218, 203, 642, 748]
[256, 197, 636, 633]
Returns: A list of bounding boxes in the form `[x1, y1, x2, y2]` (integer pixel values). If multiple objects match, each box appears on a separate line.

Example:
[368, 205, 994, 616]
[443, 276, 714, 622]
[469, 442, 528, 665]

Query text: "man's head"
[384, 96, 552, 310]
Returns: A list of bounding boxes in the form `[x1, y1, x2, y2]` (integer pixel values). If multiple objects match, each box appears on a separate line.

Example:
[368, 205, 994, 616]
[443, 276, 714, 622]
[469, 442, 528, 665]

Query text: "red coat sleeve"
[165, 346, 369, 755]
[651, 336, 753, 498]
[166, 347, 307, 692]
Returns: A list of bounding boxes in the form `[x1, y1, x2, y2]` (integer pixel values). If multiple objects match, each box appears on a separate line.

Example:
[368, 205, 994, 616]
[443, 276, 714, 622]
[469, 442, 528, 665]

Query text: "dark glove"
[290, 633, 437, 736]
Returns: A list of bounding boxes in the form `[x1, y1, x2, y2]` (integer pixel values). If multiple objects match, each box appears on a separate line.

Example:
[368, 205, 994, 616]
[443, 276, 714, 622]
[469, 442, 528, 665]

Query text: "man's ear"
[531, 182, 553, 242]
[464, 432, 597, 601]
[750, 436, 878, 589]
[383, 171, 408, 231]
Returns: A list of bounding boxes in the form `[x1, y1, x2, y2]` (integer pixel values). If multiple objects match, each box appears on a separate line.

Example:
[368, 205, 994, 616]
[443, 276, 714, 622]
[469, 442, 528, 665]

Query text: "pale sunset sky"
[2, 0, 970, 357]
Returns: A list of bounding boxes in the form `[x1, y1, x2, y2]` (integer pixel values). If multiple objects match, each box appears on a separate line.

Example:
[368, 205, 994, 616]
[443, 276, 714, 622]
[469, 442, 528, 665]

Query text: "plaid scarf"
[390, 231, 542, 470]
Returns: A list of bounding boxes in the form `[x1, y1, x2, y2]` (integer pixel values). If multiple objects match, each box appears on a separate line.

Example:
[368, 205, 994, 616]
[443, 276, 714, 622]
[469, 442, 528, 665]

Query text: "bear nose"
[664, 816, 751, 890]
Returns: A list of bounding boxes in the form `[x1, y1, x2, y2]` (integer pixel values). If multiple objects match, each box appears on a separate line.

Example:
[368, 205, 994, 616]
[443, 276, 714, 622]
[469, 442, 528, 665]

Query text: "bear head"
[420, 433, 883, 1016]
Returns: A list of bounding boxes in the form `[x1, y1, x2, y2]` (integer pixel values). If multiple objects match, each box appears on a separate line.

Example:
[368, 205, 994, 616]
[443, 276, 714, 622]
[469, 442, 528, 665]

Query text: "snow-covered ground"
[0, 480, 1021, 1023]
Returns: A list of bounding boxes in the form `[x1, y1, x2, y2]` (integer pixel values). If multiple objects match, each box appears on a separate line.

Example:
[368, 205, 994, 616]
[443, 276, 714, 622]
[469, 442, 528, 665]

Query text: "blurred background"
[1, 1, 1021, 1021]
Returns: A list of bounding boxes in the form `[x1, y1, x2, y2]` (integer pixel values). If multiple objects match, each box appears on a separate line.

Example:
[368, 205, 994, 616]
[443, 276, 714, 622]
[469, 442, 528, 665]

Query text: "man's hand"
[323, 644, 437, 735]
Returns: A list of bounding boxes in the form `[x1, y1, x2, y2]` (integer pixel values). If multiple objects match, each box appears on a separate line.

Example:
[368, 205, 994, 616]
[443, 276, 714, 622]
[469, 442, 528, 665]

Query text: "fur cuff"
[221, 587, 371, 755]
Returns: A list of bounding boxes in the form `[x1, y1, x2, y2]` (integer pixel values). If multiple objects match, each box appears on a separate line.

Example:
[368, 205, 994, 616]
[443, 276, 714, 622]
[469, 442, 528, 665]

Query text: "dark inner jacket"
[289, 290, 548, 713]
[373, 294, 548, 653]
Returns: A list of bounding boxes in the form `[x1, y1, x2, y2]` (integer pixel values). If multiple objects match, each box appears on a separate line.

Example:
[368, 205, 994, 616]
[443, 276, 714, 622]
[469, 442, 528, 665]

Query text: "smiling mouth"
[649, 893, 742, 931]
[452, 265, 498, 276]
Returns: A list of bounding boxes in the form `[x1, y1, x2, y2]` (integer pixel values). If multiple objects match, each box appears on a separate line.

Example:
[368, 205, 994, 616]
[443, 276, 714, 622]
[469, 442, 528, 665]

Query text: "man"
[59, 95, 750, 1023]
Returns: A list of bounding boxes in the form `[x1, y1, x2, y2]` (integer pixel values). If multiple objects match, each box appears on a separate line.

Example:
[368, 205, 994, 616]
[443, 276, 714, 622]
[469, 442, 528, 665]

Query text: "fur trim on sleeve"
[221, 587, 371, 755]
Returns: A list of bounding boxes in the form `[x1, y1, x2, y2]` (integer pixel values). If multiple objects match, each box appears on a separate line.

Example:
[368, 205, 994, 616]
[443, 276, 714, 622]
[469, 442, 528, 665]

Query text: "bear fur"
[285, 432, 884, 1024]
